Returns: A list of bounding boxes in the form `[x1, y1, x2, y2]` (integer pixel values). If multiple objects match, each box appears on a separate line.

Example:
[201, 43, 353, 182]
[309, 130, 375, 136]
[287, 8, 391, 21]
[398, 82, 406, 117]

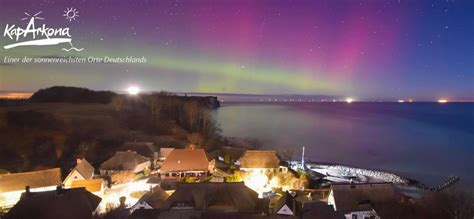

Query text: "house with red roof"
[159, 149, 212, 181]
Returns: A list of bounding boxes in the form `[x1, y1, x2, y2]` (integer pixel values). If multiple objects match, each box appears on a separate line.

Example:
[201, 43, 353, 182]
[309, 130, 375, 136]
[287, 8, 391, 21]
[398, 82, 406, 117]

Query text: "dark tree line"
[31, 86, 116, 104]
[0, 88, 221, 173]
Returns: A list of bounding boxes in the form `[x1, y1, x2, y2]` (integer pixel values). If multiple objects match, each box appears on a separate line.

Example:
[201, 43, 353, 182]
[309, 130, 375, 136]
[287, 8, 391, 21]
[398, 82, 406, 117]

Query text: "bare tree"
[187, 133, 204, 148]
[111, 95, 126, 112]
[0, 109, 6, 129]
[282, 147, 295, 162]
[144, 93, 162, 119]
[184, 100, 201, 131]
[442, 188, 474, 219]
[52, 133, 66, 158]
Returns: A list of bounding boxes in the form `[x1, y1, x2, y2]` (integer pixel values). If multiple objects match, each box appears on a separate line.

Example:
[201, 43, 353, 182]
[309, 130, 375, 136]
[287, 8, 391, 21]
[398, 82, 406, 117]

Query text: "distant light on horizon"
[345, 98, 354, 103]
[127, 86, 140, 95]
[437, 99, 448, 103]
[398, 100, 405, 103]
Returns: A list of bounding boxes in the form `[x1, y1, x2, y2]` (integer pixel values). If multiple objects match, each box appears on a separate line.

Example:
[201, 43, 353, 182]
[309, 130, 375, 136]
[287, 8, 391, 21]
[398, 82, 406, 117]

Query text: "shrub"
[225, 173, 243, 182]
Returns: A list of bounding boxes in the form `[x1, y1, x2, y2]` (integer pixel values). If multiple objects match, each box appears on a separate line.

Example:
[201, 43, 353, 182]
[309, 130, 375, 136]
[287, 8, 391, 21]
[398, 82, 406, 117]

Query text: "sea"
[215, 101, 474, 187]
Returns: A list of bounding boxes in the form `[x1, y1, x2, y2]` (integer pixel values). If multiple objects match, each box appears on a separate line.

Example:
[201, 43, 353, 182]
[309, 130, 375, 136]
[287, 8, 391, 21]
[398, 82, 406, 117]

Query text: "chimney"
[119, 196, 127, 208]
[76, 158, 82, 164]
[25, 186, 31, 195]
[56, 185, 63, 195]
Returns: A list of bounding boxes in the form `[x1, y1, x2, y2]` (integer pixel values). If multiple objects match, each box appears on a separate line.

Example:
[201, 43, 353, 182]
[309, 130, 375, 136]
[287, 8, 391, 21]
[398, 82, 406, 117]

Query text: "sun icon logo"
[63, 7, 79, 21]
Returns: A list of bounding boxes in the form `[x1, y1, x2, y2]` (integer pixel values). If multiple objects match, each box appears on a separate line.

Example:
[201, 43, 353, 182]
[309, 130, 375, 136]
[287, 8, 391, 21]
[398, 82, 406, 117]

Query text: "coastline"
[287, 160, 459, 199]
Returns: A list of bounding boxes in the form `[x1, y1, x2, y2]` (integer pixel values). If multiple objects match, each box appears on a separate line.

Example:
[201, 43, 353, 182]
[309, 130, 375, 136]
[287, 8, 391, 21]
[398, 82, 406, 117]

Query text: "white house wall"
[277, 204, 294, 216]
[63, 169, 86, 188]
[327, 189, 337, 211]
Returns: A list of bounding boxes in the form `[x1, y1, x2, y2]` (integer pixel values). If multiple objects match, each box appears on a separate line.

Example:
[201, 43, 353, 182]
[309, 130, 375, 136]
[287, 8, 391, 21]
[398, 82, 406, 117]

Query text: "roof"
[146, 177, 161, 184]
[100, 151, 150, 171]
[275, 192, 294, 213]
[0, 168, 61, 193]
[159, 148, 174, 159]
[0, 169, 9, 174]
[129, 209, 161, 219]
[300, 202, 345, 219]
[75, 159, 95, 179]
[71, 179, 104, 193]
[162, 182, 260, 212]
[4, 188, 101, 219]
[160, 149, 209, 172]
[239, 150, 280, 169]
[122, 142, 156, 158]
[330, 182, 402, 213]
[139, 186, 170, 209]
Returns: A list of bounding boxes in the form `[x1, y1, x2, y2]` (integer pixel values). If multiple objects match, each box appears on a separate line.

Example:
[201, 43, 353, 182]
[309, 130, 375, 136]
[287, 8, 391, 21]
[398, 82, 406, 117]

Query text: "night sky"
[0, 0, 473, 100]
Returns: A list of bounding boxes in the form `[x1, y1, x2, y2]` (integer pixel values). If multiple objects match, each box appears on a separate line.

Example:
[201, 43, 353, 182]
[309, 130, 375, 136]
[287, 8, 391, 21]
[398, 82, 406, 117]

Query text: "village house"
[0, 168, 61, 209]
[3, 187, 101, 219]
[100, 151, 151, 183]
[273, 191, 345, 218]
[130, 186, 169, 213]
[70, 178, 105, 196]
[159, 182, 262, 217]
[270, 190, 344, 218]
[239, 150, 285, 173]
[159, 149, 212, 181]
[327, 182, 403, 219]
[274, 191, 296, 216]
[63, 158, 95, 188]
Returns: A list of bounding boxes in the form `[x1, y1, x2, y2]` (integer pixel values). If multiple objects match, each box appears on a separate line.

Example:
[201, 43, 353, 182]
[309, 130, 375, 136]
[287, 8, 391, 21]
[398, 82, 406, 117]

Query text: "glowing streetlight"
[127, 86, 140, 95]
[345, 98, 353, 103]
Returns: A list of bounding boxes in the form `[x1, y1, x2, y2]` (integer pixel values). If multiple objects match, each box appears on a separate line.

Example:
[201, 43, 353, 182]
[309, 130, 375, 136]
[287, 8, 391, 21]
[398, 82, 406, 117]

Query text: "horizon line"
[0, 90, 472, 102]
